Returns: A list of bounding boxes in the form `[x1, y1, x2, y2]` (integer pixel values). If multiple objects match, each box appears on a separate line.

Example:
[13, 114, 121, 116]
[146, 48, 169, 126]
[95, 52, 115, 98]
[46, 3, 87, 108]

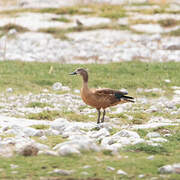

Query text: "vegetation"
[0, 61, 179, 96]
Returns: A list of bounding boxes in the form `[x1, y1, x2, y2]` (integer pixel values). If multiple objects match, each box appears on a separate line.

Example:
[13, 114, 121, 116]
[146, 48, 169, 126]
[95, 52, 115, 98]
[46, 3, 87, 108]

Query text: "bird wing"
[93, 88, 128, 96]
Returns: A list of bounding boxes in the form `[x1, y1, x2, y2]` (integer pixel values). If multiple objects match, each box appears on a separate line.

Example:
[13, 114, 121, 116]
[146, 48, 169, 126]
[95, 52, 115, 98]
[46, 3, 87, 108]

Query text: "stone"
[52, 82, 62, 91]
[10, 164, 19, 169]
[113, 130, 140, 139]
[16, 144, 39, 156]
[146, 132, 161, 138]
[147, 155, 154, 160]
[106, 166, 115, 171]
[6, 88, 13, 93]
[150, 137, 168, 143]
[158, 164, 180, 174]
[117, 169, 127, 175]
[81, 171, 89, 175]
[51, 169, 74, 175]
[57, 145, 80, 156]
[38, 150, 58, 156]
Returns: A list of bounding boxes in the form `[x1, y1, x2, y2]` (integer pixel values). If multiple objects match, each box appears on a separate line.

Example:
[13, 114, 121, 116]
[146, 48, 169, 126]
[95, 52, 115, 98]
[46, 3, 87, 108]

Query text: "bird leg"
[101, 109, 106, 123]
[97, 109, 101, 124]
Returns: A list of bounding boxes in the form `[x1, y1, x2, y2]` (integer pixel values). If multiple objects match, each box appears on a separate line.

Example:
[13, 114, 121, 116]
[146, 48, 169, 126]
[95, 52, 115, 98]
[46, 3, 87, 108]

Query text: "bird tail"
[115, 93, 134, 103]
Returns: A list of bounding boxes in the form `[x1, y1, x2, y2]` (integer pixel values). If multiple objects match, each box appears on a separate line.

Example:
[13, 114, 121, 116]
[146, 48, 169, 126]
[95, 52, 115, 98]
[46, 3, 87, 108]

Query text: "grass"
[39, 23, 129, 40]
[168, 28, 180, 36]
[27, 110, 93, 122]
[0, 61, 180, 96]
[51, 17, 71, 23]
[0, 23, 29, 35]
[32, 135, 65, 148]
[26, 102, 53, 108]
[27, 110, 61, 121]
[30, 124, 50, 130]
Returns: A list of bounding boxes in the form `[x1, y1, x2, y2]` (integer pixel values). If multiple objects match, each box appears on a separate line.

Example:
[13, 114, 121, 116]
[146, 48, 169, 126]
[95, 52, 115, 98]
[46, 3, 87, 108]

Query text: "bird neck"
[81, 71, 88, 83]
[81, 72, 89, 89]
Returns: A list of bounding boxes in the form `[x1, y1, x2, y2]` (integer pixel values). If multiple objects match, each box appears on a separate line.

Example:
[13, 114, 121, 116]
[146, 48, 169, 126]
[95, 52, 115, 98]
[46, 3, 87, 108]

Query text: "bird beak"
[69, 71, 77, 75]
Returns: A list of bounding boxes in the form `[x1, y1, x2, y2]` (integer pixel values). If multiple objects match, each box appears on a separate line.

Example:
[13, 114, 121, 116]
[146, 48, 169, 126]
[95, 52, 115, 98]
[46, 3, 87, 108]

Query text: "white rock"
[39, 135, 48, 140]
[52, 82, 62, 91]
[89, 128, 110, 139]
[83, 165, 91, 169]
[117, 169, 127, 175]
[38, 150, 58, 156]
[8, 29, 17, 35]
[150, 137, 168, 143]
[164, 79, 171, 83]
[113, 130, 140, 139]
[106, 166, 115, 171]
[51, 169, 74, 175]
[81, 171, 89, 175]
[147, 155, 154, 160]
[6, 88, 13, 93]
[146, 132, 161, 138]
[10, 164, 19, 169]
[57, 145, 80, 156]
[51, 118, 69, 133]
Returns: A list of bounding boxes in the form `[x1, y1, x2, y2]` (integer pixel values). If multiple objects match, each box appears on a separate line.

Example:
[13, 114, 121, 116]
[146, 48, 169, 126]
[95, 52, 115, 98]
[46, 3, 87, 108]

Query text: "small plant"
[125, 143, 168, 154]
[51, 17, 71, 23]
[27, 110, 61, 120]
[30, 124, 50, 130]
[158, 19, 177, 27]
[132, 112, 150, 124]
[169, 28, 180, 36]
[26, 101, 53, 108]
[0, 23, 28, 33]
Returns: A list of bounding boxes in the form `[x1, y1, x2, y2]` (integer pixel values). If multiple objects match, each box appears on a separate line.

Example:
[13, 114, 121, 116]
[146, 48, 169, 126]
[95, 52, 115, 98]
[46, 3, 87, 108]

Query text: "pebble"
[117, 169, 127, 175]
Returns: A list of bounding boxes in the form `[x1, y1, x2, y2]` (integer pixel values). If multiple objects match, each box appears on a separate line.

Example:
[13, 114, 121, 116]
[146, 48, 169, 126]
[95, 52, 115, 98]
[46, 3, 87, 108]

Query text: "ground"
[0, 0, 180, 180]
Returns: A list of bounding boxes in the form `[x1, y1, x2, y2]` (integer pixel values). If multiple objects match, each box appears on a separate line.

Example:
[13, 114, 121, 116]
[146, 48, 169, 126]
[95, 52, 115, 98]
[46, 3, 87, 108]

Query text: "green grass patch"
[32, 135, 65, 148]
[125, 143, 168, 154]
[39, 23, 129, 39]
[30, 124, 50, 130]
[158, 19, 178, 27]
[0, 61, 180, 95]
[26, 101, 53, 108]
[131, 112, 150, 124]
[27, 110, 61, 121]
[169, 28, 180, 36]
[0, 23, 29, 35]
[51, 17, 71, 23]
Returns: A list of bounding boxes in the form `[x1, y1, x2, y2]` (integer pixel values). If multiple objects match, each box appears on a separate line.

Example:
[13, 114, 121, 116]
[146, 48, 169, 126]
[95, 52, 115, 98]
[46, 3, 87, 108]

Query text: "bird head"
[69, 68, 88, 76]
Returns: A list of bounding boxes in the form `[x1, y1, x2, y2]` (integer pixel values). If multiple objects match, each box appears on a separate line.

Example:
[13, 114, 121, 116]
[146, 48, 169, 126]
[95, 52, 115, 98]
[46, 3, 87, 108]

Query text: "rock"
[6, 88, 13, 93]
[81, 171, 89, 175]
[146, 132, 161, 138]
[150, 137, 168, 143]
[8, 29, 17, 35]
[54, 139, 100, 156]
[51, 169, 74, 175]
[16, 143, 39, 156]
[164, 79, 171, 83]
[158, 163, 180, 174]
[52, 82, 62, 91]
[10, 164, 19, 169]
[38, 150, 58, 156]
[39, 135, 47, 140]
[83, 165, 91, 169]
[138, 174, 145, 178]
[106, 166, 115, 171]
[147, 155, 154, 160]
[23, 127, 38, 137]
[57, 145, 80, 156]
[113, 130, 140, 139]
[89, 128, 110, 139]
[51, 118, 69, 133]
[117, 169, 127, 175]
[0, 144, 14, 157]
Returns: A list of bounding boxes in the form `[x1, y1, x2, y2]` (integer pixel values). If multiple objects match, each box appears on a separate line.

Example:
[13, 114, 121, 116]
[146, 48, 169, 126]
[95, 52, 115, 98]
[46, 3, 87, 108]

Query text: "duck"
[69, 68, 134, 124]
